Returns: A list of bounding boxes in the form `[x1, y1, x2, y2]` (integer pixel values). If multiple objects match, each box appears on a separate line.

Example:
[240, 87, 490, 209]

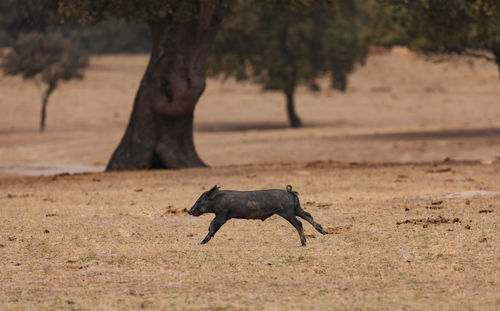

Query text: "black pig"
[188, 185, 326, 246]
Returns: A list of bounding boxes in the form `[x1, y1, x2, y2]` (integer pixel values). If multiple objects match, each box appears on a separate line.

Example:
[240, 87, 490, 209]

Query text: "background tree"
[207, 1, 370, 127]
[0, 0, 50, 45]
[41, 0, 331, 170]
[1, 32, 89, 131]
[66, 19, 151, 54]
[0, 0, 151, 53]
[376, 0, 500, 75]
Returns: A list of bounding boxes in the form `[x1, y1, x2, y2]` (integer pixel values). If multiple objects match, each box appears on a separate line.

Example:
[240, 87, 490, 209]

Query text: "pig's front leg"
[200, 215, 227, 244]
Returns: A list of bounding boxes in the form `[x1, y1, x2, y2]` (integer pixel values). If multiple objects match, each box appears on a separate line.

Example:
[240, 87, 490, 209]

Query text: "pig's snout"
[188, 207, 202, 216]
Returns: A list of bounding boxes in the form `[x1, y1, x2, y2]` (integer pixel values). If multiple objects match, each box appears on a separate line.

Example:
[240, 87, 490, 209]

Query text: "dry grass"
[1, 52, 500, 310]
[1, 162, 499, 310]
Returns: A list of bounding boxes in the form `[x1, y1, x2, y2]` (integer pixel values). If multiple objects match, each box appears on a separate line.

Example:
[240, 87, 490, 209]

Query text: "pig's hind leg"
[201, 215, 227, 244]
[296, 209, 327, 235]
[279, 213, 307, 246]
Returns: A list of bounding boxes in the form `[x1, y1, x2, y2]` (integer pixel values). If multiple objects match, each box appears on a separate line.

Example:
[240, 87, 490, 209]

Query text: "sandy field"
[0, 52, 499, 310]
[1, 52, 500, 173]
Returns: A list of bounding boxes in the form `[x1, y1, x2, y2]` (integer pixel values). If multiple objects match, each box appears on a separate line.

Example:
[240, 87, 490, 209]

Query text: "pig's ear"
[207, 185, 219, 199]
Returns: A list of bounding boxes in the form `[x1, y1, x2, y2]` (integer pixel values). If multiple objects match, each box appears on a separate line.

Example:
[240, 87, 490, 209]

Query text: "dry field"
[1, 162, 499, 310]
[1, 52, 500, 173]
[1, 52, 500, 310]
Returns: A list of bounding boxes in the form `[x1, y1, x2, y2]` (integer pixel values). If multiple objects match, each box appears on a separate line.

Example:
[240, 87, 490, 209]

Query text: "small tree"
[0, 0, 53, 46]
[1, 32, 89, 131]
[207, 2, 369, 127]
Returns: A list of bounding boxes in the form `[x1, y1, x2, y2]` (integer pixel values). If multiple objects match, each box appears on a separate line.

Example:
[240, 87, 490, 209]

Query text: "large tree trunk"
[106, 4, 223, 171]
[40, 83, 55, 132]
[285, 90, 302, 128]
[492, 47, 500, 78]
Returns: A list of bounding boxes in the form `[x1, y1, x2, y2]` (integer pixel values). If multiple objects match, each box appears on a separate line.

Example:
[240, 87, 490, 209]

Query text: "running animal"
[188, 185, 326, 246]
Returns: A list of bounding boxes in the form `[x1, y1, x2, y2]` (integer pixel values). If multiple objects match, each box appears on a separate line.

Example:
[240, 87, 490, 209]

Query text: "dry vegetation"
[1, 52, 500, 310]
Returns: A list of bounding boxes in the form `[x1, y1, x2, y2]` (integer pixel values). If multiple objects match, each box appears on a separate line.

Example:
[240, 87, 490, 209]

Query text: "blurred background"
[1, 0, 499, 175]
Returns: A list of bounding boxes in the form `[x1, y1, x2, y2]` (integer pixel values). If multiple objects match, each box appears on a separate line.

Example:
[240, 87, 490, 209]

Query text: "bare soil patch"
[1, 53, 500, 174]
[396, 216, 460, 226]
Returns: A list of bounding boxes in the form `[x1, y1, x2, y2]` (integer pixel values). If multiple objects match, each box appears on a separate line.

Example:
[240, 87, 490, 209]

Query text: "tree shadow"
[194, 120, 352, 133]
[0, 128, 43, 134]
[361, 127, 500, 140]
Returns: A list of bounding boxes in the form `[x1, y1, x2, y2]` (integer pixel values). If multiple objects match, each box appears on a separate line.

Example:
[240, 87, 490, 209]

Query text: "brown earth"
[0, 53, 499, 310]
[1, 53, 500, 174]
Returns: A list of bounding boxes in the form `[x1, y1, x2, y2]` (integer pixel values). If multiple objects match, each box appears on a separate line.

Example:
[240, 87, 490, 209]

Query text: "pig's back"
[215, 190, 296, 219]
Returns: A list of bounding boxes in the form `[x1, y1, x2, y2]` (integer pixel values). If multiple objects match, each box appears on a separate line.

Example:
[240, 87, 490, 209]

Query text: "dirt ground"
[0, 52, 500, 310]
[1, 53, 500, 174]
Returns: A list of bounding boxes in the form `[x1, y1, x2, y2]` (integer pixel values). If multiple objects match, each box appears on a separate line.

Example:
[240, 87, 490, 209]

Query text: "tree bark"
[106, 4, 224, 171]
[40, 83, 55, 132]
[492, 47, 500, 78]
[285, 90, 302, 128]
